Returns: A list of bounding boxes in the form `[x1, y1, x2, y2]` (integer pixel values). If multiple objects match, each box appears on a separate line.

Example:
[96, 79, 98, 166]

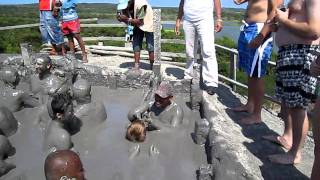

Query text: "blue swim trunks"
[237, 22, 273, 78]
[39, 11, 64, 45]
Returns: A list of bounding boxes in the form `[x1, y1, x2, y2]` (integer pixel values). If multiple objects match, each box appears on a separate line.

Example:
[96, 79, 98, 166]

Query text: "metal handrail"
[0, 20, 280, 105]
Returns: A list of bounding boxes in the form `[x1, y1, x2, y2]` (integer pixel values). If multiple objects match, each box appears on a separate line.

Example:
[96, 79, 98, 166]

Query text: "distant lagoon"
[98, 19, 241, 43]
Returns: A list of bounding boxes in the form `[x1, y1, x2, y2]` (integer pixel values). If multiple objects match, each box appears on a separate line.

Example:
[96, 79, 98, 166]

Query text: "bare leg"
[232, 76, 254, 113]
[240, 77, 264, 125]
[74, 33, 88, 63]
[134, 51, 141, 69]
[269, 108, 308, 164]
[67, 35, 75, 55]
[263, 102, 293, 150]
[149, 51, 154, 70]
[311, 98, 320, 180]
[52, 44, 64, 55]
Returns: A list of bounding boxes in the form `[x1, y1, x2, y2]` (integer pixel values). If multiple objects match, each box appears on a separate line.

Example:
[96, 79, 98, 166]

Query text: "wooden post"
[20, 43, 32, 66]
[153, 9, 161, 77]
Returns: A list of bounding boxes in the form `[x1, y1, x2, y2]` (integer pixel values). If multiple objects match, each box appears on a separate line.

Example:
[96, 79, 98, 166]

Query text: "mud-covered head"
[154, 81, 173, 108]
[51, 93, 74, 122]
[35, 55, 52, 78]
[44, 150, 85, 180]
[0, 68, 20, 88]
[0, 107, 18, 137]
[72, 78, 91, 103]
[126, 120, 146, 142]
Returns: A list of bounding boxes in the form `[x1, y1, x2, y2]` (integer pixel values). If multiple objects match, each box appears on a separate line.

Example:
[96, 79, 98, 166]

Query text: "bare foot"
[262, 135, 292, 150]
[49, 48, 57, 55]
[82, 54, 88, 63]
[231, 105, 254, 114]
[269, 153, 301, 165]
[239, 115, 262, 125]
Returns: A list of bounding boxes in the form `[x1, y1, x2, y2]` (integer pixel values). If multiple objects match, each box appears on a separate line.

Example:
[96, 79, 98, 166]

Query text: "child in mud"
[59, 0, 88, 63]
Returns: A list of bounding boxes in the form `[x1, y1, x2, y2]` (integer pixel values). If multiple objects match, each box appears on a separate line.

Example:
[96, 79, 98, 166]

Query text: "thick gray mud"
[2, 87, 206, 180]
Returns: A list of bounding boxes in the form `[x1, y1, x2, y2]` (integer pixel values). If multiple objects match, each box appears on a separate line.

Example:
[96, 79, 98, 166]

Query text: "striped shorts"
[276, 44, 320, 109]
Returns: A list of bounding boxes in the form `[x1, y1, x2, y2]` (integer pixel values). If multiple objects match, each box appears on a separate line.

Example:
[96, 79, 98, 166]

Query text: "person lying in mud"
[44, 93, 80, 152]
[44, 150, 85, 180]
[127, 81, 184, 129]
[0, 107, 18, 177]
[0, 68, 40, 112]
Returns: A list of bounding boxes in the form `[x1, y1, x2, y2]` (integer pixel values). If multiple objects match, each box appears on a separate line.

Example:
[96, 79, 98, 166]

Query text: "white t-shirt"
[183, 0, 214, 21]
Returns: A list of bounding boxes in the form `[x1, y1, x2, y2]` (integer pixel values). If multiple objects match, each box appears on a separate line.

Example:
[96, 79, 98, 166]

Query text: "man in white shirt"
[175, 0, 223, 95]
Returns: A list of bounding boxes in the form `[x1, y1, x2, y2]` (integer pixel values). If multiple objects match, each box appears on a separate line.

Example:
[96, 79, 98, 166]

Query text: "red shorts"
[62, 19, 80, 35]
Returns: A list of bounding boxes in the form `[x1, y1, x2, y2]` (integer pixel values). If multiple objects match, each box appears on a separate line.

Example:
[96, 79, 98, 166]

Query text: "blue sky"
[0, 0, 247, 8]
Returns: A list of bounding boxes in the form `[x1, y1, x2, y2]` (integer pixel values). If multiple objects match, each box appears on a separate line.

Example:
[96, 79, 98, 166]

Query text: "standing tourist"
[266, 0, 320, 164]
[39, 0, 65, 55]
[174, 0, 223, 95]
[117, 0, 154, 70]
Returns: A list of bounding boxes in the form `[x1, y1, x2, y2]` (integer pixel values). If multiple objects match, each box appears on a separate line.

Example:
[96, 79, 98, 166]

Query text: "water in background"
[98, 19, 241, 43]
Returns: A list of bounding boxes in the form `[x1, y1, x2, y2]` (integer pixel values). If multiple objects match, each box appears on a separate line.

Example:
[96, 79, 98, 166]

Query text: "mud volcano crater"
[0, 53, 214, 180]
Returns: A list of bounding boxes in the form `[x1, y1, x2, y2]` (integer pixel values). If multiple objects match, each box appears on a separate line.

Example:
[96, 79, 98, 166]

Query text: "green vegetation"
[0, 3, 281, 106]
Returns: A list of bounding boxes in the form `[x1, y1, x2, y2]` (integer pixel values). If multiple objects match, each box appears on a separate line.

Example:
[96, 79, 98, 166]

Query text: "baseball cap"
[117, 0, 129, 10]
[155, 81, 174, 98]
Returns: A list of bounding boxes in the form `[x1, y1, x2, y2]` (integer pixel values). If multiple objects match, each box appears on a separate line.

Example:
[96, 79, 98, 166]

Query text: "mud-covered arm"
[276, 0, 320, 39]
[127, 101, 152, 121]
[56, 132, 73, 150]
[170, 105, 184, 127]
[21, 93, 40, 107]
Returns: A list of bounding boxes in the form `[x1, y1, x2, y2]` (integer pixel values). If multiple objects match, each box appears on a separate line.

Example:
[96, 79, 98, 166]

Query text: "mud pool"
[2, 86, 206, 180]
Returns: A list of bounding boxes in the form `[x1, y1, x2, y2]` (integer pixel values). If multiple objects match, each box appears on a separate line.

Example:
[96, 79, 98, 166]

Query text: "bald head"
[44, 150, 85, 180]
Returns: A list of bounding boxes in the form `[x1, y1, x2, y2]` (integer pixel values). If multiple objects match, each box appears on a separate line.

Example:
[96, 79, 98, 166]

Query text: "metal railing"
[0, 17, 280, 105]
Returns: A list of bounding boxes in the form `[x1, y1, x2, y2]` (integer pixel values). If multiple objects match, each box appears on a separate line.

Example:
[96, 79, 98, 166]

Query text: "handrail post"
[153, 9, 161, 77]
[229, 52, 237, 91]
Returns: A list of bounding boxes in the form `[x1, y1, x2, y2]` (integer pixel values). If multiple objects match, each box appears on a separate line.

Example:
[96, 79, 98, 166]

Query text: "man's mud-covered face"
[35, 58, 50, 74]
[154, 94, 171, 108]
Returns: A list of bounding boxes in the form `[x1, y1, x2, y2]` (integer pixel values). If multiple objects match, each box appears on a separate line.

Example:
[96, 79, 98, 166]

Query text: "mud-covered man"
[0, 68, 40, 112]
[128, 81, 184, 129]
[44, 93, 80, 152]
